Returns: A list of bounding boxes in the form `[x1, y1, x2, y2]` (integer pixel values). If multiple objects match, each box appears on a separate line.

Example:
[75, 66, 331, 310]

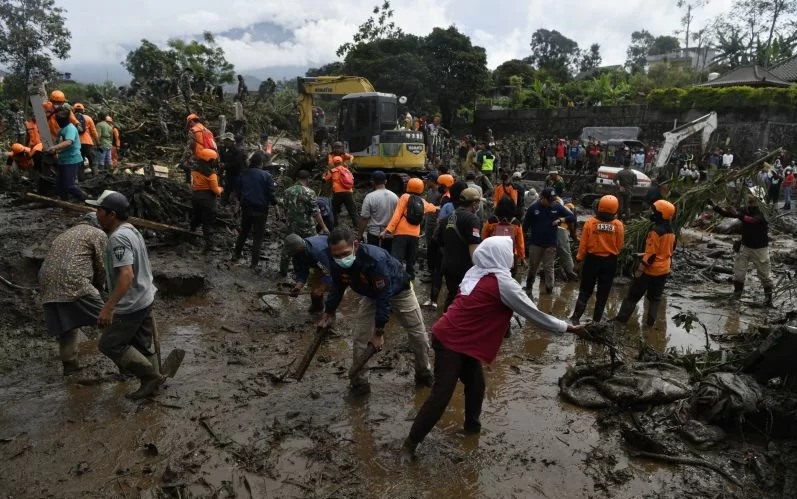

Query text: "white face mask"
[334, 254, 356, 268]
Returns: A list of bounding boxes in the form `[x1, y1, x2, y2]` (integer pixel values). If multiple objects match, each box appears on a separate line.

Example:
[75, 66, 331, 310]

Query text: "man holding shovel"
[87, 190, 183, 399]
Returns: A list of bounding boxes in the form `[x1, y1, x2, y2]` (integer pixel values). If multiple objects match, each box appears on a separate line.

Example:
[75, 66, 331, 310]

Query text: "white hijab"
[459, 236, 514, 296]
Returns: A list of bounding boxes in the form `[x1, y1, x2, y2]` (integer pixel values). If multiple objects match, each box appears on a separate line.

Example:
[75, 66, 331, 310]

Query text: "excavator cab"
[337, 93, 426, 171]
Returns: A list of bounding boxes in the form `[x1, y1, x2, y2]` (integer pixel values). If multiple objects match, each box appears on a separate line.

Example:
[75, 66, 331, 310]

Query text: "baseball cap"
[85, 190, 129, 214]
[371, 170, 386, 183]
[460, 188, 481, 203]
[425, 172, 439, 182]
[548, 170, 558, 176]
[220, 132, 235, 141]
[512, 171, 522, 179]
[540, 187, 556, 200]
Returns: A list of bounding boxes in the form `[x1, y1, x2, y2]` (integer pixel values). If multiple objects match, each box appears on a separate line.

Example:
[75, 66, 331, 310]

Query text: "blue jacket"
[522, 201, 575, 247]
[325, 244, 409, 328]
[293, 235, 332, 285]
[236, 167, 275, 209]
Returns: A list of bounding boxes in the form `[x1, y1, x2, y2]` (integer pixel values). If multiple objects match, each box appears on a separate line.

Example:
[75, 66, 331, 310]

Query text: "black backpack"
[74, 113, 86, 134]
[405, 194, 425, 225]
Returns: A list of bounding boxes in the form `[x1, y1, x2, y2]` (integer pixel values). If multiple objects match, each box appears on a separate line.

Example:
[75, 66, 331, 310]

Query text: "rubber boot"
[613, 299, 636, 323]
[116, 348, 163, 400]
[646, 300, 660, 326]
[308, 294, 324, 313]
[732, 281, 744, 299]
[525, 276, 534, 291]
[59, 329, 80, 375]
[569, 300, 587, 324]
[764, 287, 773, 307]
[400, 437, 418, 463]
[592, 298, 608, 323]
[146, 354, 161, 377]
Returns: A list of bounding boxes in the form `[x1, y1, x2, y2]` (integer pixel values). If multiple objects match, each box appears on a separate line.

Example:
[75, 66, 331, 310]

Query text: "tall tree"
[649, 35, 681, 55]
[625, 30, 656, 73]
[676, 0, 709, 49]
[0, 0, 71, 108]
[422, 26, 488, 125]
[525, 29, 581, 82]
[124, 39, 178, 84]
[578, 43, 603, 73]
[337, 1, 404, 57]
[167, 32, 235, 86]
[492, 59, 536, 88]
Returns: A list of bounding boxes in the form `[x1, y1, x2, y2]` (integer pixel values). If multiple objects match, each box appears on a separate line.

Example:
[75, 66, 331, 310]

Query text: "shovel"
[150, 314, 185, 378]
[349, 342, 379, 379]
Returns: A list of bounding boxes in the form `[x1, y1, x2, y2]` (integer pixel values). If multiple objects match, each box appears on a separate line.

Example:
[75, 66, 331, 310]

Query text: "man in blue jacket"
[284, 233, 332, 313]
[523, 187, 575, 296]
[319, 226, 433, 396]
[233, 160, 276, 269]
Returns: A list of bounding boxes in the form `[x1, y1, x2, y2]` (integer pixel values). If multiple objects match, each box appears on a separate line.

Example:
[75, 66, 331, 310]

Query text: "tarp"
[580, 127, 642, 143]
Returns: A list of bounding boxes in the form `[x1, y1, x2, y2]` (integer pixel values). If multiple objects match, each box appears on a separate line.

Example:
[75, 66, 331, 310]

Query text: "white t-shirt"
[360, 188, 399, 235]
[722, 153, 734, 167]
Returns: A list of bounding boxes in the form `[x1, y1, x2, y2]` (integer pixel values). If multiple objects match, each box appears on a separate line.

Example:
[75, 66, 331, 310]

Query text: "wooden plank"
[24, 192, 198, 237]
[29, 91, 55, 149]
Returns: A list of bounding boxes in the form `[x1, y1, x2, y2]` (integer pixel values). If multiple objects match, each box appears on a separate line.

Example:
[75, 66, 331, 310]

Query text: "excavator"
[297, 76, 426, 189]
[654, 111, 718, 171]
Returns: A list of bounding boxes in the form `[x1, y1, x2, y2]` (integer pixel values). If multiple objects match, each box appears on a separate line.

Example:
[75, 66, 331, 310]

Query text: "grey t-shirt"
[105, 223, 156, 314]
[360, 188, 398, 236]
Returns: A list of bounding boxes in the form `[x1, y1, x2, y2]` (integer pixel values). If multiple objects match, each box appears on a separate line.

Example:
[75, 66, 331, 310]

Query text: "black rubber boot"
[613, 299, 636, 323]
[646, 300, 660, 326]
[570, 300, 587, 324]
[592, 298, 608, 323]
[308, 294, 324, 313]
[400, 437, 418, 463]
[732, 281, 744, 299]
[764, 287, 773, 307]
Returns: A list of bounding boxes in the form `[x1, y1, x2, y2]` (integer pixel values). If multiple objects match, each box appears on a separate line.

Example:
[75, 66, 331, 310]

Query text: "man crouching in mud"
[401, 236, 585, 459]
[87, 190, 175, 399]
[318, 226, 433, 397]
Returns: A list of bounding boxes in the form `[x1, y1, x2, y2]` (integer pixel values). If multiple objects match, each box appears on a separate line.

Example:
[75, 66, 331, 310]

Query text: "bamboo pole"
[25, 192, 198, 237]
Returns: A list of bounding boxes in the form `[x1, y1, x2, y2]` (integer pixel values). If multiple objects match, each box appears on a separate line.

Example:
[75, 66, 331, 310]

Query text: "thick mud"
[0, 194, 793, 499]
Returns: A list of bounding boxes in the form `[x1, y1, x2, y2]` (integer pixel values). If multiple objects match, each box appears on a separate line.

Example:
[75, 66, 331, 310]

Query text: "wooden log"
[24, 192, 198, 237]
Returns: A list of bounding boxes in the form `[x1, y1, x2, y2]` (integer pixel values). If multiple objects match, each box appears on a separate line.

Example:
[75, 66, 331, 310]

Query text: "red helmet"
[406, 177, 424, 194]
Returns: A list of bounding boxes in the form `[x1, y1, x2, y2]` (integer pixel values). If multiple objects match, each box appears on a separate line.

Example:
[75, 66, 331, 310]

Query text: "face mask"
[335, 254, 356, 268]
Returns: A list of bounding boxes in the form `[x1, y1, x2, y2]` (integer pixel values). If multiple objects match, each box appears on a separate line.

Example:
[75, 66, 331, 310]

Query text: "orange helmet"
[332, 155, 343, 165]
[407, 177, 424, 194]
[10, 143, 26, 154]
[196, 148, 219, 162]
[73, 102, 84, 112]
[653, 199, 676, 221]
[49, 90, 66, 103]
[437, 174, 454, 188]
[186, 113, 200, 125]
[597, 195, 619, 214]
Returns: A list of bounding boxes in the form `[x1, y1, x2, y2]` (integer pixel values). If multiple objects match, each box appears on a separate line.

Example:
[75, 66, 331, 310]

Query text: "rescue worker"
[39, 212, 107, 374]
[44, 89, 79, 141]
[359, 170, 399, 253]
[319, 226, 434, 396]
[523, 187, 575, 296]
[511, 171, 526, 217]
[479, 144, 496, 181]
[570, 195, 624, 323]
[190, 148, 223, 253]
[425, 181, 468, 309]
[86, 191, 177, 399]
[614, 162, 638, 220]
[73, 103, 99, 174]
[555, 196, 579, 281]
[219, 132, 246, 205]
[712, 195, 773, 306]
[281, 170, 330, 276]
[482, 196, 525, 272]
[614, 200, 676, 326]
[401, 237, 585, 459]
[232, 156, 275, 269]
[110, 116, 121, 168]
[284, 233, 332, 313]
[25, 115, 42, 148]
[324, 155, 358, 228]
[182, 113, 216, 183]
[382, 178, 439, 281]
[545, 171, 565, 197]
[47, 108, 87, 201]
[440, 187, 483, 310]
[327, 141, 353, 167]
[96, 114, 114, 170]
[493, 173, 518, 208]
[5, 142, 43, 173]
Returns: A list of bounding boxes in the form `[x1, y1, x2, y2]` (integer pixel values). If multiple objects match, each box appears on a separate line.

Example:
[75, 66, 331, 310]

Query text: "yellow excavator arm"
[297, 76, 376, 153]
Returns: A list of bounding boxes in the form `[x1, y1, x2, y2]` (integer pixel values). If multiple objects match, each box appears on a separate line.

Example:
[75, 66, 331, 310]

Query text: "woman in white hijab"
[401, 236, 584, 459]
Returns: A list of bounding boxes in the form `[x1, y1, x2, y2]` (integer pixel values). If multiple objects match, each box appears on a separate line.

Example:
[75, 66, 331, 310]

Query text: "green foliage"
[492, 59, 536, 88]
[306, 62, 344, 77]
[0, 0, 71, 106]
[626, 30, 656, 73]
[647, 85, 797, 110]
[578, 44, 602, 73]
[649, 35, 681, 55]
[336, 1, 404, 58]
[526, 29, 580, 82]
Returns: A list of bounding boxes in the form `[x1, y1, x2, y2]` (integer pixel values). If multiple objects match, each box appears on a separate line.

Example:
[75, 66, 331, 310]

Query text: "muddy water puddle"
[1, 264, 766, 498]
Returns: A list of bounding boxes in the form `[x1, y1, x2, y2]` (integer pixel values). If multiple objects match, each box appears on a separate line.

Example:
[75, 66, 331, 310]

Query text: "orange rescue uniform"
[482, 222, 525, 260]
[327, 152, 352, 167]
[493, 183, 518, 207]
[323, 166, 353, 193]
[576, 217, 625, 261]
[385, 193, 438, 237]
[79, 115, 99, 145]
[189, 123, 214, 158]
[26, 120, 41, 147]
[192, 171, 223, 196]
[9, 143, 43, 169]
[44, 102, 79, 140]
[641, 229, 675, 276]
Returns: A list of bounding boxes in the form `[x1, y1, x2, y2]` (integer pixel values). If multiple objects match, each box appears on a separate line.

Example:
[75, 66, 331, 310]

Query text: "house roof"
[698, 65, 791, 87]
[771, 55, 797, 82]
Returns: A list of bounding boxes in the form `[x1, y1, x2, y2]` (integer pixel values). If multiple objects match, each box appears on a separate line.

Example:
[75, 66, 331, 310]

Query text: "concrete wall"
[474, 105, 797, 161]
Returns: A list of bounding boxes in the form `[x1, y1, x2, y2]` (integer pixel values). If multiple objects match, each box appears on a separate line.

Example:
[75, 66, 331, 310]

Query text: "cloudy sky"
[56, 0, 735, 83]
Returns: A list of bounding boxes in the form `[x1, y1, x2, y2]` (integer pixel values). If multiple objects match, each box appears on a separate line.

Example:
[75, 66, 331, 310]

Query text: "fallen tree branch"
[0, 274, 38, 291]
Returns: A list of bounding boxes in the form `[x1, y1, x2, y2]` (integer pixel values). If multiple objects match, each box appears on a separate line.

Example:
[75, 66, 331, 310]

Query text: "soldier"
[614, 162, 638, 220]
[280, 170, 331, 276]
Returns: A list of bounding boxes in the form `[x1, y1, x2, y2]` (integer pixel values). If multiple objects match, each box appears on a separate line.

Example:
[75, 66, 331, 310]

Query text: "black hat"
[85, 190, 129, 214]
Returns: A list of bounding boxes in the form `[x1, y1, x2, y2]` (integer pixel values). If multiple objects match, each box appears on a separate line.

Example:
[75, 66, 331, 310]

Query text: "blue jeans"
[784, 186, 792, 207]
[97, 148, 113, 167]
[56, 162, 84, 200]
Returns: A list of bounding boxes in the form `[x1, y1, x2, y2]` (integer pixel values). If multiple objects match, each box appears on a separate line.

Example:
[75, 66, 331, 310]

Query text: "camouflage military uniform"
[280, 182, 321, 274]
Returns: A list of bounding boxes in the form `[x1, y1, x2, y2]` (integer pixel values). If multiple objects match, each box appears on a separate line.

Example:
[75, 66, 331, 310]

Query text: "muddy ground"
[1, 190, 796, 499]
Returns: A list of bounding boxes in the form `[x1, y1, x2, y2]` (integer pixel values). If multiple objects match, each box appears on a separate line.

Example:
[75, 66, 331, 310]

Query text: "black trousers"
[391, 235, 419, 280]
[80, 144, 95, 168]
[618, 191, 631, 219]
[331, 191, 358, 228]
[98, 305, 153, 360]
[190, 190, 217, 245]
[576, 254, 617, 321]
[427, 240, 443, 301]
[443, 266, 468, 311]
[409, 338, 485, 443]
[366, 233, 393, 254]
[626, 273, 668, 304]
[234, 205, 266, 265]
